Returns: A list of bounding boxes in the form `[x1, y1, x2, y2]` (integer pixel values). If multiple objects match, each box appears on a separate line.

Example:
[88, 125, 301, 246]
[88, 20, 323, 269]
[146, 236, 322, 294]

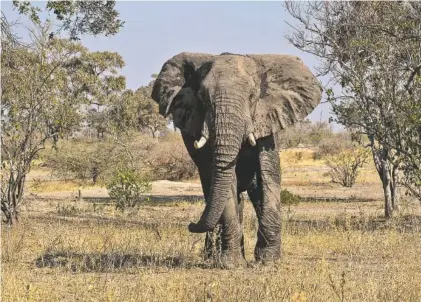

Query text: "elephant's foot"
[219, 249, 247, 269]
[254, 245, 281, 265]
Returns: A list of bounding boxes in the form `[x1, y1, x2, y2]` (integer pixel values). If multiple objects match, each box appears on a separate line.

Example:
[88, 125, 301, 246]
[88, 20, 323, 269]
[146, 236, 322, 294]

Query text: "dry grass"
[280, 148, 380, 188]
[27, 179, 101, 193]
[3, 147, 420, 301]
[281, 148, 325, 167]
[2, 198, 421, 302]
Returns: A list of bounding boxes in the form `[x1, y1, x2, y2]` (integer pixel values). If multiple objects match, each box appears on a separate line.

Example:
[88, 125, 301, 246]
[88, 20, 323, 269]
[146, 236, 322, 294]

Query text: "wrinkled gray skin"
[152, 52, 322, 268]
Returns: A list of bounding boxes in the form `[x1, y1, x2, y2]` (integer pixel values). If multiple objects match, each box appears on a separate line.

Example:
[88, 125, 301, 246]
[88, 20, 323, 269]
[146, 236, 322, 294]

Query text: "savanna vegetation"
[1, 1, 421, 301]
[285, 0, 421, 217]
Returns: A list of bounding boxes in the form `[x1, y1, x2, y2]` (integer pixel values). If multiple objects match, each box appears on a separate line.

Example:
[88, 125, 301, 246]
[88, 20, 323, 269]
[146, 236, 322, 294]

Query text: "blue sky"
[2, 1, 340, 130]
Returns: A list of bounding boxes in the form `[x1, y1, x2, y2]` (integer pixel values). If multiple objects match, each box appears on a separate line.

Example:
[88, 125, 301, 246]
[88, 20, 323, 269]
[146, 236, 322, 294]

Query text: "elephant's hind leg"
[204, 227, 222, 262]
[237, 191, 245, 259]
[251, 136, 282, 264]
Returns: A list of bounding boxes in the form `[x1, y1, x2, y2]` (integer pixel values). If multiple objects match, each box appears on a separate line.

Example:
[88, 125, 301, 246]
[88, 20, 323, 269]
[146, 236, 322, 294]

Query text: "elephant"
[151, 52, 322, 268]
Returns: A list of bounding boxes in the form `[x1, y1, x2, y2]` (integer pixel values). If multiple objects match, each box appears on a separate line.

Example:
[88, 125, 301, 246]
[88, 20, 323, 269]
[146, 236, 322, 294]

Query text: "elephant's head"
[152, 52, 322, 232]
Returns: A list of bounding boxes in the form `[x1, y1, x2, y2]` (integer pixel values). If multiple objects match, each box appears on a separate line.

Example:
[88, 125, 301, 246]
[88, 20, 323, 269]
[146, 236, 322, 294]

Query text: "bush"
[146, 133, 197, 181]
[106, 169, 151, 211]
[325, 147, 370, 187]
[44, 140, 120, 185]
[281, 189, 302, 205]
[313, 133, 353, 160]
[278, 120, 334, 149]
[43, 134, 158, 185]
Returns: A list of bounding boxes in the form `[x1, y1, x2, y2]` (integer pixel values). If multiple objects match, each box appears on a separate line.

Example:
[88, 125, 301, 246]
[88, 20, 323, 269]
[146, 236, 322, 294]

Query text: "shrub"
[295, 152, 304, 161]
[43, 134, 157, 185]
[313, 133, 353, 160]
[44, 140, 120, 185]
[325, 147, 370, 187]
[106, 168, 151, 211]
[278, 120, 334, 149]
[281, 189, 302, 205]
[146, 134, 197, 181]
[56, 204, 82, 217]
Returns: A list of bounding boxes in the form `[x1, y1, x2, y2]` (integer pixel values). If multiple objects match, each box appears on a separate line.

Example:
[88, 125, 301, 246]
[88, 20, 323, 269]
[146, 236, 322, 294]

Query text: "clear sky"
[1, 1, 341, 130]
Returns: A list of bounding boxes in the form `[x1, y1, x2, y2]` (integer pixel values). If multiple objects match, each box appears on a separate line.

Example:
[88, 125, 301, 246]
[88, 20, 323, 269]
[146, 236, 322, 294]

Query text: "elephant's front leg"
[193, 164, 217, 260]
[181, 134, 219, 260]
[199, 166, 219, 261]
[218, 178, 246, 268]
[251, 136, 282, 263]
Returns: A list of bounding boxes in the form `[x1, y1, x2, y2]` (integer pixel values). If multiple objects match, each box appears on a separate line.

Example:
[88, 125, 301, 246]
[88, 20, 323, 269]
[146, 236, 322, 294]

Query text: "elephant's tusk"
[248, 133, 256, 146]
[194, 136, 207, 149]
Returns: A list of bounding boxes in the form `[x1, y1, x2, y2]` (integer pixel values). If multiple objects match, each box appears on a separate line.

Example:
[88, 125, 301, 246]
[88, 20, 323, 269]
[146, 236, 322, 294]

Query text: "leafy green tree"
[7, 1, 123, 40]
[1, 21, 125, 225]
[108, 84, 168, 138]
[135, 84, 168, 138]
[285, 1, 421, 217]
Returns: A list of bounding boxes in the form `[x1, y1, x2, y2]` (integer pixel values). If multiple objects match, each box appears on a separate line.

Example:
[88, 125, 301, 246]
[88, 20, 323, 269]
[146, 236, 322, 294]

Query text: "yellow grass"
[2, 147, 419, 301]
[280, 148, 325, 167]
[27, 179, 101, 193]
[2, 199, 421, 301]
[280, 148, 380, 187]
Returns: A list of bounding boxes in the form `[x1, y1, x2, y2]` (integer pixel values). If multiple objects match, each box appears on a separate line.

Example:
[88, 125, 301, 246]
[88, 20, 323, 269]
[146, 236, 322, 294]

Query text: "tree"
[134, 84, 168, 138]
[78, 51, 126, 140]
[108, 84, 168, 139]
[1, 21, 126, 225]
[8, 1, 123, 40]
[86, 108, 107, 139]
[285, 1, 421, 217]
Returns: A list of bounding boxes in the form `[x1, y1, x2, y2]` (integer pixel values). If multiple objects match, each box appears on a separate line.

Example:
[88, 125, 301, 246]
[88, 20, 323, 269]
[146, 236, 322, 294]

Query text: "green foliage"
[45, 140, 119, 185]
[1, 20, 125, 225]
[285, 1, 421, 208]
[135, 85, 168, 138]
[12, 1, 123, 40]
[11, 1, 41, 24]
[106, 169, 151, 211]
[280, 189, 302, 205]
[108, 85, 168, 138]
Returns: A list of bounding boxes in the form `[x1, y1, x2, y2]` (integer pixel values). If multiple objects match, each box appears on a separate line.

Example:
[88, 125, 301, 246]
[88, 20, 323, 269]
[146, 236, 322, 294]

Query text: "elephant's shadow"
[35, 252, 205, 272]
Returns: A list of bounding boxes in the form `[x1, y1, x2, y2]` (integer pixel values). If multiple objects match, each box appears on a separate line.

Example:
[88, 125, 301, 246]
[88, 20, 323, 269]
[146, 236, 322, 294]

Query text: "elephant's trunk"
[196, 90, 246, 230]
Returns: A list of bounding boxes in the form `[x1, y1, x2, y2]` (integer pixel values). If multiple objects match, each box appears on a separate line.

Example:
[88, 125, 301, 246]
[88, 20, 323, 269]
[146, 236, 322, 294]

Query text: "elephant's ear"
[247, 54, 323, 140]
[151, 52, 214, 117]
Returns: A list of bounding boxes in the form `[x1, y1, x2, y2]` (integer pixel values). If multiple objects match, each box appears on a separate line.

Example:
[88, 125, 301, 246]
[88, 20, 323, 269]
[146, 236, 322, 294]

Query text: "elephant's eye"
[183, 109, 192, 123]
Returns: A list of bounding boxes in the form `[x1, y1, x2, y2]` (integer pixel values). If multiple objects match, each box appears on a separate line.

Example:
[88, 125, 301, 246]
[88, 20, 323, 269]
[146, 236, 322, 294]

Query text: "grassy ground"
[2, 148, 421, 301]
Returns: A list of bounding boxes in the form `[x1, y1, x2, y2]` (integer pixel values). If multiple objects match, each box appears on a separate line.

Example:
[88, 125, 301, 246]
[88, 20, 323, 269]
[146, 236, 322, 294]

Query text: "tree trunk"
[390, 164, 400, 211]
[92, 167, 99, 185]
[1, 172, 25, 226]
[382, 159, 393, 219]
[370, 139, 394, 219]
